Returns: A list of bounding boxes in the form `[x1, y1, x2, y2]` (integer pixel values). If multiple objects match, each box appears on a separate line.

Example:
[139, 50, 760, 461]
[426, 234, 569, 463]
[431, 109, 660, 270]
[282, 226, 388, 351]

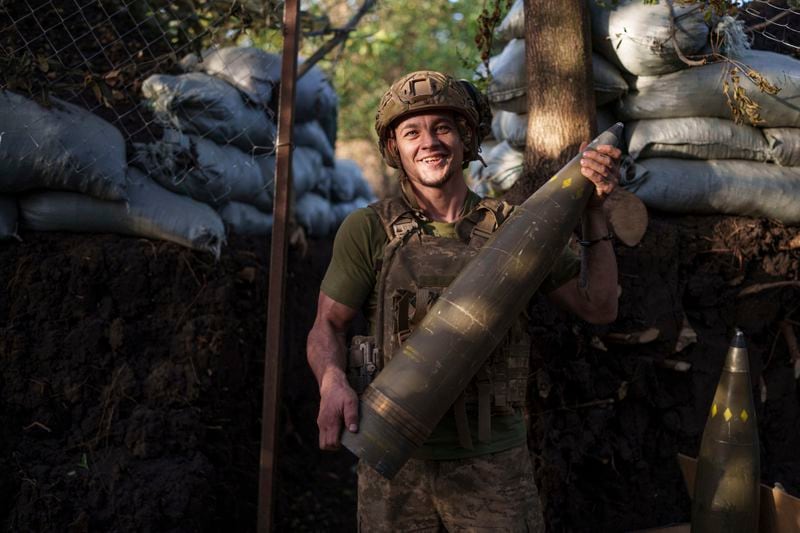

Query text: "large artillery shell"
[342, 124, 624, 479]
[692, 329, 760, 532]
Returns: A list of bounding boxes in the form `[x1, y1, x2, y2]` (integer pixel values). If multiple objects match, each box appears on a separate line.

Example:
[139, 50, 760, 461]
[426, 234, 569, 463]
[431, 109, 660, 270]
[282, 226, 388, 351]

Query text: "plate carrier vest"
[347, 194, 532, 450]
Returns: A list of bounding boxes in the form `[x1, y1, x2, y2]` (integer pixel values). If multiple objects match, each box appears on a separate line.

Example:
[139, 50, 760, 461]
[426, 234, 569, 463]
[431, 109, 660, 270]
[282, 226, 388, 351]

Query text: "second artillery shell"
[691, 329, 760, 532]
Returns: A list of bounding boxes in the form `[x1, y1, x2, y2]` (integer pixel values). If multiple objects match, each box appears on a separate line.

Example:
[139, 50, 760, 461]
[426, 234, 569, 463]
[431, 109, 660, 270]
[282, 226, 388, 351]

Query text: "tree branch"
[746, 9, 792, 34]
[666, 0, 707, 67]
[297, 0, 377, 79]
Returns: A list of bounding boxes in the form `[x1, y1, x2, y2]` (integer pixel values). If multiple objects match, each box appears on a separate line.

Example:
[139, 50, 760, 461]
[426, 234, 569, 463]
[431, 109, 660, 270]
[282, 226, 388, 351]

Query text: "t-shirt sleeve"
[320, 207, 385, 310]
[538, 244, 581, 294]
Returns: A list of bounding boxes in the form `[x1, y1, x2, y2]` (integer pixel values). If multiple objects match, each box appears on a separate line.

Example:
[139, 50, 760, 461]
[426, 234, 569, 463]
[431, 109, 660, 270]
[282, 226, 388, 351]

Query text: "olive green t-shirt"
[321, 191, 580, 460]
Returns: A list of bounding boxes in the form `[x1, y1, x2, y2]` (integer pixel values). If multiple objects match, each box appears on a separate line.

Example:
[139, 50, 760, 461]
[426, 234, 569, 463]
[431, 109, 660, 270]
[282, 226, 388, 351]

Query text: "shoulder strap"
[369, 196, 420, 240]
[455, 197, 515, 246]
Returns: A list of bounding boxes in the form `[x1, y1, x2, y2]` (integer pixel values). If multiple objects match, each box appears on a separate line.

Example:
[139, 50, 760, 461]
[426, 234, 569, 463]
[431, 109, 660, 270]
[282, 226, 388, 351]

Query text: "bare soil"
[1, 213, 799, 532]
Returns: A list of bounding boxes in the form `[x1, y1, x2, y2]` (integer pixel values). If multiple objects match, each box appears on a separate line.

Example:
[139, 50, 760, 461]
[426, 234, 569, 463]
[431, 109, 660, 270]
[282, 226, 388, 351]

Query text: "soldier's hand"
[317, 368, 359, 450]
[579, 142, 622, 207]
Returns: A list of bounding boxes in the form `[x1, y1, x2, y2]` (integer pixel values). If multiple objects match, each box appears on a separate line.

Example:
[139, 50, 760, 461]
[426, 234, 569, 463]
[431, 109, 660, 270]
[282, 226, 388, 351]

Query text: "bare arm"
[547, 143, 621, 324]
[307, 291, 360, 450]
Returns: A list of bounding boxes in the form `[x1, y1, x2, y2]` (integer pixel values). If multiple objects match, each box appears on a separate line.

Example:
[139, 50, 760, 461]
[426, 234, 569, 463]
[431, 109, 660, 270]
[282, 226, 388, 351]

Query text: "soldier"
[307, 70, 621, 531]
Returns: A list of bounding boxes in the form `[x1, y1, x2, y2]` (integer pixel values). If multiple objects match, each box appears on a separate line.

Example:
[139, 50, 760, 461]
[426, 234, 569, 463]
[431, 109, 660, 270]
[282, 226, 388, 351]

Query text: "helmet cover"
[375, 70, 491, 169]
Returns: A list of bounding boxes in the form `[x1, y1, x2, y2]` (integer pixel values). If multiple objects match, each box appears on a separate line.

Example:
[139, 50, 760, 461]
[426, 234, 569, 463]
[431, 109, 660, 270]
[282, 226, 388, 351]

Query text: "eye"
[435, 124, 452, 134]
[403, 129, 418, 138]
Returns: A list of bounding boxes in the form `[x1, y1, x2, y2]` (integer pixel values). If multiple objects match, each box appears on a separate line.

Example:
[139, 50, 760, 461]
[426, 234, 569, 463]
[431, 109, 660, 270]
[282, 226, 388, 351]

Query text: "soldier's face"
[391, 112, 464, 189]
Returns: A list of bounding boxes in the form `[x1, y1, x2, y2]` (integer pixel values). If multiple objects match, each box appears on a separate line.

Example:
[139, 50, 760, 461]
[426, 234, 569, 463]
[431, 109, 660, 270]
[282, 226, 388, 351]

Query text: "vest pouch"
[346, 335, 379, 394]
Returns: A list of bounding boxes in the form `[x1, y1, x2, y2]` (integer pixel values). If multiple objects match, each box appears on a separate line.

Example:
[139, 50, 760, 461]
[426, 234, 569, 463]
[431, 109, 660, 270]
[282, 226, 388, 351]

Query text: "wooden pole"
[257, 0, 300, 530]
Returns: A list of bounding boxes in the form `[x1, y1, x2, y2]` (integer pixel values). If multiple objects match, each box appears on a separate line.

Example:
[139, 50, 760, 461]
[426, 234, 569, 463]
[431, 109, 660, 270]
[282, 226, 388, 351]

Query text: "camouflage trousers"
[357, 444, 545, 532]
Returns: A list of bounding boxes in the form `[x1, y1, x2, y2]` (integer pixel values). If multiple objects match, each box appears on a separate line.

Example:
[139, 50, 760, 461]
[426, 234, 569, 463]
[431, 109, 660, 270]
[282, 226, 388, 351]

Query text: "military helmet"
[375, 70, 492, 169]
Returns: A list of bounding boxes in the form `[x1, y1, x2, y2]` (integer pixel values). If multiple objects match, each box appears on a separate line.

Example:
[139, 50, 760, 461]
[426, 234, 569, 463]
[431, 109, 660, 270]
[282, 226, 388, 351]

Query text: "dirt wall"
[1, 213, 798, 532]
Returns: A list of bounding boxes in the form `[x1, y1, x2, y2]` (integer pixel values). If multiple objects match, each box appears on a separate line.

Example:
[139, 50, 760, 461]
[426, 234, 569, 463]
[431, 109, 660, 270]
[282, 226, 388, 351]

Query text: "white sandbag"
[132, 130, 270, 209]
[592, 54, 630, 106]
[0, 91, 127, 200]
[19, 168, 226, 256]
[619, 51, 800, 127]
[626, 117, 770, 161]
[295, 192, 335, 237]
[187, 47, 338, 129]
[590, 0, 710, 76]
[478, 141, 524, 192]
[294, 121, 335, 166]
[622, 158, 800, 223]
[496, 0, 524, 42]
[218, 201, 273, 235]
[0, 196, 20, 240]
[329, 159, 371, 202]
[763, 128, 800, 167]
[331, 197, 372, 227]
[142, 72, 276, 152]
[252, 147, 324, 212]
[491, 106, 618, 148]
[485, 40, 628, 113]
[491, 111, 527, 148]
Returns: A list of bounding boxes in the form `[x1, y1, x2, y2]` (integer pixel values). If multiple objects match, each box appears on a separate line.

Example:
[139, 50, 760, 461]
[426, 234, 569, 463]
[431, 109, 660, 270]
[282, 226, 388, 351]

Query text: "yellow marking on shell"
[740, 409, 749, 422]
[549, 175, 558, 182]
[711, 403, 718, 418]
[724, 407, 733, 422]
[561, 177, 572, 189]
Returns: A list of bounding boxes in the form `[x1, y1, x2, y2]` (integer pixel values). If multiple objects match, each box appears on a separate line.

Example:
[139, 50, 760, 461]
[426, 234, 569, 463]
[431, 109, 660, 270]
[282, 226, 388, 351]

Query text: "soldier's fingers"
[594, 144, 622, 160]
[343, 395, 359, 433]
[582, 150, 613, 170]
[317, 409, 342, 450]
[580, 159, 609, 180]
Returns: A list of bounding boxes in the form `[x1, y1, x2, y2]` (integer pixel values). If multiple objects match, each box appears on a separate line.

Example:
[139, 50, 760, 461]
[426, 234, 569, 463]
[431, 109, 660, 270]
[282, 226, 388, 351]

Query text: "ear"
[386, 137, 401, 165]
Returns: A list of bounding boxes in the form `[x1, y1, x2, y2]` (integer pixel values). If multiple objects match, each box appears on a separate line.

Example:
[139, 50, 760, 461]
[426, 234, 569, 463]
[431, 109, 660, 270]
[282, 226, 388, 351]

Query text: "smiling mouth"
[419, 155, 447, 164]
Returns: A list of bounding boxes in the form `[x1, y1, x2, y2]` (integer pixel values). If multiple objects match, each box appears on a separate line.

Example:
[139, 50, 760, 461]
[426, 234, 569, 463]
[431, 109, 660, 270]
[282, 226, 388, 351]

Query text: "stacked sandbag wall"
[0, 90, 227, 256]
[140, 46, 375, 237]
[476, 0, 800, 224]
[471, 0, 629, 195]
[0, 46, 375, 253]
[596, 0, 800, 223]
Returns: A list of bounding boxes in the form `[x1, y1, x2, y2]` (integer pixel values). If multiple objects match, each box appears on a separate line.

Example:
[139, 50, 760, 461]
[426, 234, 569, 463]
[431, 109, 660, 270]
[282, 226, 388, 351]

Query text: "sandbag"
[328, 159, 372, 203]
[19, 168, 226, 256]
[496, 0, 524, 42]
[626, 117, 770, 161]
[763, 128, 800, 167]
[187, 47, 338, 130]
[485, 40, 628, 113]
[590, 0, 710, 76]
[331, 197, 372, 227]
[618, 51, 800, 127]
[0, 196, 20, 241]
[491, 106, 619, 148]
[295, 192, 335, 237]
[0, 91, 127, 200]
[294, 121, 335, 166]
[132, 130, 270, 209]
[218, 201, 274, 235]
[142, 72, 276, 152]
[253, 147, 324, 212]
[478, 140, 524, 192]
[622, 158, 800, 223]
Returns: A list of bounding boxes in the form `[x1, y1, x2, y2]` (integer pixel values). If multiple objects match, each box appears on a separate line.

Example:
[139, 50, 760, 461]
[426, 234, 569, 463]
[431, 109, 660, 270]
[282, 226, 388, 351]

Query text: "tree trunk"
[504, 0, 595, 204]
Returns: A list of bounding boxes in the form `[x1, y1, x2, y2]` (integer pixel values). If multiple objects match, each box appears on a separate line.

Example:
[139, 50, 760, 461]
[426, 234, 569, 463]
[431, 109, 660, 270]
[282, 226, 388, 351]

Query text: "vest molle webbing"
[362, 194, 531, 450]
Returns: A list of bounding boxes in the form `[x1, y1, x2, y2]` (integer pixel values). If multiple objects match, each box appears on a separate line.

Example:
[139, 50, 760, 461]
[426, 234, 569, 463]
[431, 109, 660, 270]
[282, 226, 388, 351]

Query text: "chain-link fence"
[0, 0, 376, 249]
[741, 0, 800, 55]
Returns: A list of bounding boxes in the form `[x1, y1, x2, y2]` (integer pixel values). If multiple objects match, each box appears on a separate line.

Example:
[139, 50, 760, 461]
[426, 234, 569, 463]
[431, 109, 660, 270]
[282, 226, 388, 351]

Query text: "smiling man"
[307, 70, 621, 532]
